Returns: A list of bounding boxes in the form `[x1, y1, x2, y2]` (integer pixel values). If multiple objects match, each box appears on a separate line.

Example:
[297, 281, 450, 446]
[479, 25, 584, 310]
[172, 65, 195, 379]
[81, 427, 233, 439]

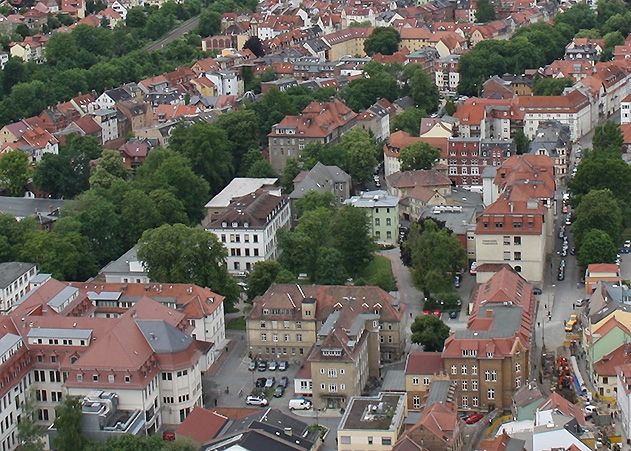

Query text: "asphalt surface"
[145, 15, 200, 52]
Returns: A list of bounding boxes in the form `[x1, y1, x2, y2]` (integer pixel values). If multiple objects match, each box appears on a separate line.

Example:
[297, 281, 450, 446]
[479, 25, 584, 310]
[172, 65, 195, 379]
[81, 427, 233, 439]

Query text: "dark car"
[533, 288, 542, 295]
[257, 361, 267, 372]
[449, 311, 458, 319]
[279, 376, 289, 388]
[557, 270, 565, 281]
[273, 386, 285, 398]
[255, 377, 267, 388]
[570, 247, 576, 256]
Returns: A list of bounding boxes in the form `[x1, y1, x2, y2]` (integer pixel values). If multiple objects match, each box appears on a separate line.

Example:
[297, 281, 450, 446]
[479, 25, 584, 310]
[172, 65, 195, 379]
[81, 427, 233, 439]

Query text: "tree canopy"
[577, 229, 618, 268]
[532, 77, 573, 96]
[475, 0, 496, 23]
[137, 223, 239, 310]
[391, 108, 425, 136]
[399, 142, 440, 171]
[0, 150, 30, 196]
[593, 121, 624, 152]
[572, 188, 623, 249]
[364, 27, 401, 56]
[410, 314, 450, 352]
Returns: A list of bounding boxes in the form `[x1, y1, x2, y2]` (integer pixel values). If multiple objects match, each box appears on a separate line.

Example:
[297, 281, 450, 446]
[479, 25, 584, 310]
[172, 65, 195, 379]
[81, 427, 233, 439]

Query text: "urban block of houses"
[247, 284, 406, 408]
[0, 274, 227, 448]
[0, 262, 37, 314]
[442, 267, 535, 412]
[268, 99, 357, 173]
[345, 190, 400, 245]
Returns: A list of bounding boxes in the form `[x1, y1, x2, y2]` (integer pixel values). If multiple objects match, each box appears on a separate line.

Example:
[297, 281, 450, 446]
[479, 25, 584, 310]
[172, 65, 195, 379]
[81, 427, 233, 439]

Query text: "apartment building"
[246, 284, 405, 363]
[308, 311, 380, 409]
[528, 121, 571, 179]
[446, 138, 513, 187]
[476, 155, 556, 284]
[0, 262, 37, 314]
[435, 54, 460, 95]
[616, 362, 631, 440]
[290, 162, 351, 207]
[442, 267, 535, 412]
[337, 392, 407, 451]
[0, 275, 224, 450]
[393, 401, 463, 451]
[268, 99, 357, 172]
[345, 191, 400, 245]
[405, 352, 450, 411]
[204, 188, 291, 274]
[322, 28, 372, 60]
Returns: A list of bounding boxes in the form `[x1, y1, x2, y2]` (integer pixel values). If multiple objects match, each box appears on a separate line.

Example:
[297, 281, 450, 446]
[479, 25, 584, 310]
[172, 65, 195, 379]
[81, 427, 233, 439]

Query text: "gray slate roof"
[0, 196, 66, 219]
[0, 262, 35, 289]
[135, 319, 192, 353]
[290, 162, 350, 199]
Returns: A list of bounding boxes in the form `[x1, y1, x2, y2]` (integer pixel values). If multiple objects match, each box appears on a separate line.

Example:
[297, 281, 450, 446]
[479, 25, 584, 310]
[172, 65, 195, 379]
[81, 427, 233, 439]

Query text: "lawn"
[361, 255, 397, 291]
[226, 317, 246, 330]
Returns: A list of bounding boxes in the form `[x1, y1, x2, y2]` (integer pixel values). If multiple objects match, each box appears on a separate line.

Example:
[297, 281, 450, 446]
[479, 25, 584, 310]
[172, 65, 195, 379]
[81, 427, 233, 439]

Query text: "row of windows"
[260, 333, 303, 342]
[260, 320, 302, 329]
[319, 383, 345, 392]
[374, 218, 392, 226]
[229, 248, 261, 257]
[411, 376, 431, 386]
[319, 368, 346, 377]
[258, 347, 305, 356]
[339, 436, 391, 446]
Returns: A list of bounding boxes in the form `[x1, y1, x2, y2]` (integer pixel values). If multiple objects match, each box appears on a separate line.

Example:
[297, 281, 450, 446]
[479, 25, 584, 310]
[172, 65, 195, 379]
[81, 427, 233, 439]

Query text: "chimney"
[486, 309, 493, 318]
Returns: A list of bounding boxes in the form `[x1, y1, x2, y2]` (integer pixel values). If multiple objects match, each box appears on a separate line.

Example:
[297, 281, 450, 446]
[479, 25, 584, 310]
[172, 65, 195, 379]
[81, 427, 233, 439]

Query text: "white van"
[288, 398, 312, 411]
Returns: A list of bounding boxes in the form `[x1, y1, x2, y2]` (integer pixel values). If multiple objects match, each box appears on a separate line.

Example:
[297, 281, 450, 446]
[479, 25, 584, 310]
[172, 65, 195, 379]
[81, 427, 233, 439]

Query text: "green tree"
[444, 98, 456, 116]
[331, 206, 374, 276]
[120, 189, 161, 248]
[404, 64, 439, 113]
[339, 128, 378, 185]
[568, 152, 631, 207]
[532, 77, 573, 96]
[514, 129, 530, 155]
[315, 247, 348, 284]
[405, 219, 466, 298]
[295, 191, 336, 218]
[137, 224, 239, 310]
[390, 108, 425, 136]
[475, 0, 496, 22]
[148, 188, 189, 225]
[17, 390, 45, 451]
[593, 120, 624, 152]
[215, 110, 260, 168]
[572, 189, 623, 248]
[94, 150, 131, 180]
[247, 260, 283, 300]
[410, 314, 450, 351]
[87, 434, 197, 451]
[169, 123, 234, 194]
[577, 229, 618, 268]
[280, 158, 302, 192]
[364, 27, 401, 56]
[134, 148, 210, 223]
[246, 159, 276, 178]
[0, 150, 30, 196]
[53, 397, 87, 451]
[198, 9, 221, 37]
[399, 142, 440, 171]
[341, 72, 399, 111]
[33, 135, 103, 198]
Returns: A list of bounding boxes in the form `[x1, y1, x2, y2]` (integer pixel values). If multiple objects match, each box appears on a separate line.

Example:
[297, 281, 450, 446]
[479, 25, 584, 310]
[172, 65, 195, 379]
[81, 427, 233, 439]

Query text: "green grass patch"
[226, 317, 246, 330]
[361, 255, 397, 291]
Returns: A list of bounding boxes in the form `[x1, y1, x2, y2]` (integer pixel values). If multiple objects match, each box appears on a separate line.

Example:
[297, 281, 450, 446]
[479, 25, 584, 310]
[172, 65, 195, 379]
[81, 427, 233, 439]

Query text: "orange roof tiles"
[176, 407, 228, 443]
[405, 352, 443, 375]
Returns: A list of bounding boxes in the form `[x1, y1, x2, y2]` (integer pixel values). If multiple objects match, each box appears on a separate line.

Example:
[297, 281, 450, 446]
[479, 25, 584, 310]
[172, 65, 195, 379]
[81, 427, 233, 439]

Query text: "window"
[375, 218, 380, 226]
[462, 380, 468, 391]
[514, 251, 521, 261]
[328, 384, 337, 392]
[472, 365, 478, 375]
[296, 333, 302, 342]
[386, 218, 391, 226]
[487, 388, 495, 400]
[328, 369, 337, 378]
[515, 377, 521, 388]
[487, 352, 494, 358]
[462, 396, 468, 409]
[503, 236, 510, 245]
[515, 362, 521, 372]
[37, 409, 49, 422]
[451, 365, 457, 375]
[412, 395, 421, 409]
[423, 377, 430, 385]
[368, 437, 373, 445]
[284, 334, 290, 342]
[412, 377, 419, 385]
[340, 436, 351, 445]
[472, 396, 479, 407]
[161, 372, 172, 381]
[92, 374, 99, 382]
[108, 375, 115, 383]
[461, 365, 467, 375]
[381, 438, 392, 446]
[503, 251, 511, 261]
[514, 236, 521, 245]
[261, 333, 267, 341]
[124, 375, 131, 384]
[51, 392, 62, 402]
[273, 335, 278, 342]
[472, 379, 478, 391]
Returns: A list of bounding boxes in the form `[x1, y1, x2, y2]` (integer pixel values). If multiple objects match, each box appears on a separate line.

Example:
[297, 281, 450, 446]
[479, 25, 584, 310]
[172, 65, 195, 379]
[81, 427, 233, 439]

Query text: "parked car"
[465, 413, 484, 424]
[265, 377, 276, 389]
[248, 360, 257, 371]
[469, 261, 477, 275]
[584, 404, 597, 417]
[268, 361, 278, 371]
[454, 276, 461, 288]
[278, 361, 288, 371]
[533, 288, 542, 295]
[279, 376, 289, 388]
[570, 247, 576, 256]
[288, 398, 312, 411]
[625, 240, 631, 249]
[257, 361, 267, 372]
[255, 377, 267, 388]
[246, 396, 268, 407]
[449, 311, 458, 319]
[274, 386, 285, 398]
[576, 298, 586, 307]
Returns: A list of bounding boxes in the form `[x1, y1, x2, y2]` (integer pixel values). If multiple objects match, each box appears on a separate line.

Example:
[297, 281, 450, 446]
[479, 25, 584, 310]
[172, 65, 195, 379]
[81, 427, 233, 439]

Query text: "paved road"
[145, 15, 200, 52]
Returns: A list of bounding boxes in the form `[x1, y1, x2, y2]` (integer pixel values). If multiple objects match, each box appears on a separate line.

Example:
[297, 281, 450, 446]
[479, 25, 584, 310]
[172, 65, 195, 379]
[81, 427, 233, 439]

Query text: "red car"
[465, 413, 484, 424]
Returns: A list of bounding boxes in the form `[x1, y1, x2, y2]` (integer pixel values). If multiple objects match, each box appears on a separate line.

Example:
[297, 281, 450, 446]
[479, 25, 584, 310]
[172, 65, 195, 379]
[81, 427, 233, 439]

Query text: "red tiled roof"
[594, 345, 631, 377]
[587, 263, 620, 275]
[405, 352, 443, 375]
[175, 407, 228, 443]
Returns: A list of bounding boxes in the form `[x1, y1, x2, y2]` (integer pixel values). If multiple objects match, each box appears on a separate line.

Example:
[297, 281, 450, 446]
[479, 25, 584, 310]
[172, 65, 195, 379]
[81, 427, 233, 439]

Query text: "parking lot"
[202, 332, 305, 411]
